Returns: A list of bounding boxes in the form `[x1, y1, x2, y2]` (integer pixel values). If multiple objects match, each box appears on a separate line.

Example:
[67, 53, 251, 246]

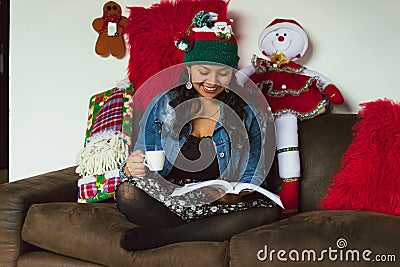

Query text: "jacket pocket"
[214, 139, 231, 176]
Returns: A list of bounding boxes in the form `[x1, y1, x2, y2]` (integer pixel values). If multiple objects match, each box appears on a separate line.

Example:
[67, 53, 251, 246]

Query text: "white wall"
[10, 0, 400, 181]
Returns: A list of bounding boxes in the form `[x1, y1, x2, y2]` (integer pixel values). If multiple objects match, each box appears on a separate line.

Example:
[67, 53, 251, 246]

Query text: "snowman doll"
[239, 18, 344, 216]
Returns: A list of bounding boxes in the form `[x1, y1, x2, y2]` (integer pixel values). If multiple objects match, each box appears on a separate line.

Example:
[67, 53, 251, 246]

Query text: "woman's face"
[187, 64, 233, 98]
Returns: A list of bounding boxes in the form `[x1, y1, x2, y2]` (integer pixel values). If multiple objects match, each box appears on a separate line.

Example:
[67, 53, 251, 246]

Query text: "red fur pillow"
[320, 99, 400, 216]
[125, 0, 229, 90]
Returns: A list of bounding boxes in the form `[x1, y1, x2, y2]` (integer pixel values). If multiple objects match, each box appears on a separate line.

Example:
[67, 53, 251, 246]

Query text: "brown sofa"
[1, 114, 399, 267]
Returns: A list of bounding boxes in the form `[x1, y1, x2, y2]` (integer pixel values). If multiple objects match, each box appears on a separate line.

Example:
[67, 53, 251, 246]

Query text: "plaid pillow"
[76, 81, 134, 203]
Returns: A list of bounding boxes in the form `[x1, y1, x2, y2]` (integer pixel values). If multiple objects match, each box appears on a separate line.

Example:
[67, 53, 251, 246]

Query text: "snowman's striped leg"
[275, 113, 300, 214]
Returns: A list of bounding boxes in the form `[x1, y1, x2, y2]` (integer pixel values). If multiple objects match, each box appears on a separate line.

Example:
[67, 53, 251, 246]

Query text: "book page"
[171, 180, 284, 208]
[231, 183, 284, 208]
[170, 179, 232, 197]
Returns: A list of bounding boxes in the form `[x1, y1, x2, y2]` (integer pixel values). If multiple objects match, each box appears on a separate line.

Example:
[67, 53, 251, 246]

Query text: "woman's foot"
[120, 227, 172, 251]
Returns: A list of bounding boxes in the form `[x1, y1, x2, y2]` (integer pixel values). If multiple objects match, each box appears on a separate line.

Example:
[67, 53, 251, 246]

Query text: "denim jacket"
[133, 90, 267, 186]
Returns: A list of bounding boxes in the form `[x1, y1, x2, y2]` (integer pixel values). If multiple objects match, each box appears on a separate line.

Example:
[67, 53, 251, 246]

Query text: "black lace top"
[165, 135, 220, 182]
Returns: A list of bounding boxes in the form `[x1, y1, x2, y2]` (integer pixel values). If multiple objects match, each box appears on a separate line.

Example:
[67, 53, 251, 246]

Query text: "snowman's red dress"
[251, 56, 329, 120]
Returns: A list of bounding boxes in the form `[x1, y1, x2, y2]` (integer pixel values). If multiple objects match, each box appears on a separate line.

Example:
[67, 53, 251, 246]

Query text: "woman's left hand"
[216, 190, 253, 204]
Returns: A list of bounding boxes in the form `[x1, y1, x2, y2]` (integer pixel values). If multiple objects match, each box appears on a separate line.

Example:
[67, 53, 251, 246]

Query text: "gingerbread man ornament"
[92, 1, 128, 58]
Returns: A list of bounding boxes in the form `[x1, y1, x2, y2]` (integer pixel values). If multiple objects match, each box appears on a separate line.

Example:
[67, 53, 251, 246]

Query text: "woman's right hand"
[124, 150, 146, 177]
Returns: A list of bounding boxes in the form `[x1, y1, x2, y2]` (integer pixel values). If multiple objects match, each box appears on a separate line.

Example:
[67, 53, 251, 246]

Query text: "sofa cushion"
[266, 114, 357, 212]
[229, 210, 400, 266]
[298, 114, 357, 211]
[18, 251, 105, 267]
[22, 202, 229, 267]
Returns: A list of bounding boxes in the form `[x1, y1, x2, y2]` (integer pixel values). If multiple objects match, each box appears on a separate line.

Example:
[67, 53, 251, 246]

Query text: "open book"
[170, 180, 284, 209]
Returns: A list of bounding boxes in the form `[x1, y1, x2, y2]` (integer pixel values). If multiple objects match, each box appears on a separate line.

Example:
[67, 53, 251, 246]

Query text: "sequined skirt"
[117, 175, 276, 222]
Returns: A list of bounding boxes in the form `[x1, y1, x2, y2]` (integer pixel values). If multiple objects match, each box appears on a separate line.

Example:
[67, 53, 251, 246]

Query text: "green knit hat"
[175, 11, 240, 68]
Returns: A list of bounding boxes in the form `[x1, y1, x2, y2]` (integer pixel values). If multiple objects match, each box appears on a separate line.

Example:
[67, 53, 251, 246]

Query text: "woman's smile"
[203, 84, 218, 92]
[188, 64, 233, 98]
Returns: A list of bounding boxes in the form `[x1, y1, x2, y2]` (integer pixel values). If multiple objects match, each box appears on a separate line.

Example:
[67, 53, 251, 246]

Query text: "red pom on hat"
[174, 32, 195, 52]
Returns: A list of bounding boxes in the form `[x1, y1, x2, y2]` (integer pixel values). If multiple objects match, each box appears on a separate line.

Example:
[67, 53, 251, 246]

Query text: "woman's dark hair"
[168, 68, 249, 139]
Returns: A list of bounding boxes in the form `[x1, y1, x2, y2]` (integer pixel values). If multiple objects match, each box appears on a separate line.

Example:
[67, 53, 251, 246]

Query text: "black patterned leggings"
[115, 180, 281, 246]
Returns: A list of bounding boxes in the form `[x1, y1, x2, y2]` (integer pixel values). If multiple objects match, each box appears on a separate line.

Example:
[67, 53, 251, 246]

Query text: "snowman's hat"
[258, 18, 309, 59]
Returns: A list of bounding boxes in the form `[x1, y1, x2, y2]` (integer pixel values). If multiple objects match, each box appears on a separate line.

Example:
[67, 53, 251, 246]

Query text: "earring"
[225, 88, 230, 93]
[186, 73, 193, 90]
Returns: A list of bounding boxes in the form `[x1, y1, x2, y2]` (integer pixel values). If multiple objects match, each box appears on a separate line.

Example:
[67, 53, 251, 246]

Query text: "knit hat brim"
[184, 39, 239, 68]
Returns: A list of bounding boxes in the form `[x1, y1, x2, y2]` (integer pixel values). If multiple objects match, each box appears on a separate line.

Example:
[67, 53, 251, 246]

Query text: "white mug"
[143, 151, 165, 171]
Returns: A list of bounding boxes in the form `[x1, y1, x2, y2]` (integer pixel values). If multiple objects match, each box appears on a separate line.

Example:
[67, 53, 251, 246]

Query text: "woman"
[116, 11, 280, 251]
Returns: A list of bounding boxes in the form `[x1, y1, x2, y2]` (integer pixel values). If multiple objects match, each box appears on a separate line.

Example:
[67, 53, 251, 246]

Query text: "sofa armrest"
[0, 167, 79, 267]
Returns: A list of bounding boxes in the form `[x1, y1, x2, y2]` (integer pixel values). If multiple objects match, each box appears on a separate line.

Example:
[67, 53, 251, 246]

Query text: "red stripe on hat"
[193, 31, 236, 43]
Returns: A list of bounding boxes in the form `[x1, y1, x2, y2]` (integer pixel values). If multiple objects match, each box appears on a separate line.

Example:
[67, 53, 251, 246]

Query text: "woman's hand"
[217, 190, 253, 204]
[124, 150, 146, 177]
[200, 188, 253, 205]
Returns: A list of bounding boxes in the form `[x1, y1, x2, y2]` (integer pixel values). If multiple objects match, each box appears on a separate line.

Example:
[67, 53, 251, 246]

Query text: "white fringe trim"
[75, 133, 129, 177]
[85, 130, 128, 146]
[77, 175, 96, 187]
